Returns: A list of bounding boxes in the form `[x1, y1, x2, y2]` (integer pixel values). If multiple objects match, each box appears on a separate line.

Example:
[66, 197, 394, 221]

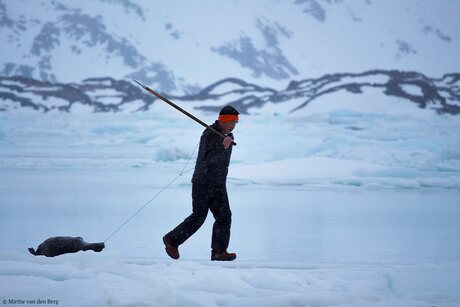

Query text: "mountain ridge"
[1, 70, 459, 115]
[1, 0, 459, 93]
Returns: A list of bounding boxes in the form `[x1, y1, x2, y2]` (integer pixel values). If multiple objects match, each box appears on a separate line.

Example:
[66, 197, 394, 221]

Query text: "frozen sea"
[1, 99, 460, 306]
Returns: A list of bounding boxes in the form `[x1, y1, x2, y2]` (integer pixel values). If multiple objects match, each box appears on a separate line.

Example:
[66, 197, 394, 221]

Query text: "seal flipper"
[83, 242, 105, 252]
[28, 247, 39, 256]
[93, 242, 105, 252]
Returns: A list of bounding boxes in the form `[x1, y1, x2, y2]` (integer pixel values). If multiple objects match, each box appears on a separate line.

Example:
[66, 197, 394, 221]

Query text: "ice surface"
[1, 103, 460, 306]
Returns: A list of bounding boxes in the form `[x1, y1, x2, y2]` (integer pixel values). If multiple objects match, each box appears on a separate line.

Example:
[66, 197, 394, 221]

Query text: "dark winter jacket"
[192, 121, 234, 186]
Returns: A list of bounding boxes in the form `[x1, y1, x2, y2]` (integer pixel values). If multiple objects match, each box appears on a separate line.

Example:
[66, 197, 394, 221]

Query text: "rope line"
[103, 143, 199, 243]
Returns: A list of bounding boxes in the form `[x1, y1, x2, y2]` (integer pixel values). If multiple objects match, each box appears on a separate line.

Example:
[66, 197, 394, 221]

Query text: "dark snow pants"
[165, 183, 232, 253]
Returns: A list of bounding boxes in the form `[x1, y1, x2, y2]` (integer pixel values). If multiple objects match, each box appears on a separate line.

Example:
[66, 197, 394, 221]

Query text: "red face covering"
[218, 115, 239, 123]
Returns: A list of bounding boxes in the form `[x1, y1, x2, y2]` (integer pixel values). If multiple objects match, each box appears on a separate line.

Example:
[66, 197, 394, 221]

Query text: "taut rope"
[103, 143, 199, 243]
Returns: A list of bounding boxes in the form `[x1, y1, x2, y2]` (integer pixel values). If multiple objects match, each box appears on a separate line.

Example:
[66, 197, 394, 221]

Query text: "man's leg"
[163, 183, 210, 258]
[209, 186, 232, 254]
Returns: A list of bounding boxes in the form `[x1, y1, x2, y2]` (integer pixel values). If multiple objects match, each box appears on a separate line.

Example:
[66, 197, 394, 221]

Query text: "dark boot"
[211, 251, 237, 261]
[163, 235, 179, 259]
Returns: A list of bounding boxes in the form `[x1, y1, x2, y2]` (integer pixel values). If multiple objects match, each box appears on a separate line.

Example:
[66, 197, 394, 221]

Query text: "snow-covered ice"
[1, 102, 460, 306]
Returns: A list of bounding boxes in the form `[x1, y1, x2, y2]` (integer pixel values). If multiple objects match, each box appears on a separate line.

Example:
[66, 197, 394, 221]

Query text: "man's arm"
[200, 130, 233, 166]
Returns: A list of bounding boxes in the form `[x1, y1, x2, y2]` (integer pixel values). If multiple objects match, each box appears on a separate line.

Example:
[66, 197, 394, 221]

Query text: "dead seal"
[28, 236, 105, 257]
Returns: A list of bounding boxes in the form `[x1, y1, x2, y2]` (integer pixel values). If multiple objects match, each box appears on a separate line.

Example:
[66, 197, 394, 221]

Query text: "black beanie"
[219, 105, 240, 115]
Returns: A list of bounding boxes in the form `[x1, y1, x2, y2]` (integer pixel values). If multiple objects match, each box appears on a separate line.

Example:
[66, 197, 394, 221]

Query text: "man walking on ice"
[163, 105, 240, 261]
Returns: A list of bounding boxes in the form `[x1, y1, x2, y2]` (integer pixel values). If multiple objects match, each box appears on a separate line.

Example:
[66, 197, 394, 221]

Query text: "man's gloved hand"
[223, 136, 234, 149]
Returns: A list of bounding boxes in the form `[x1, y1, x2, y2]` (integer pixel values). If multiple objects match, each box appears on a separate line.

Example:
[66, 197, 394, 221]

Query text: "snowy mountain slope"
[1, 0, 459, 93]
[1, 70, 459, 115]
